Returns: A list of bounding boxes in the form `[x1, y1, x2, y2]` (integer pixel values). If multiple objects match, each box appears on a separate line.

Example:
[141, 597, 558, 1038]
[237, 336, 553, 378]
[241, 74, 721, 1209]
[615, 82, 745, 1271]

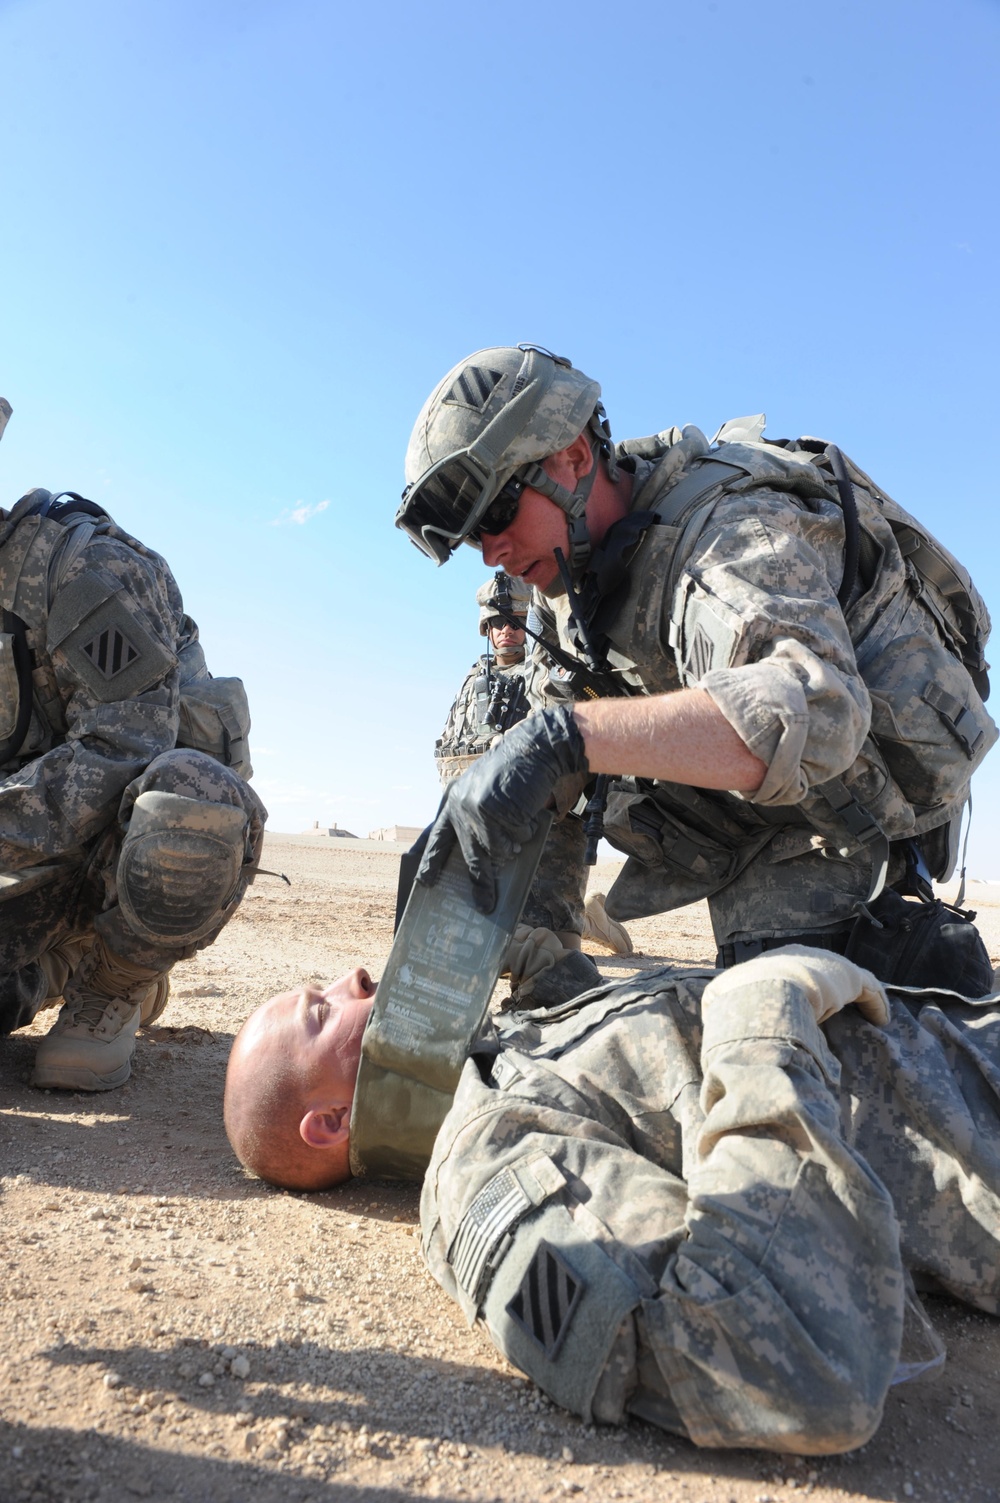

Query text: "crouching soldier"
[0, 398, 265, 1091]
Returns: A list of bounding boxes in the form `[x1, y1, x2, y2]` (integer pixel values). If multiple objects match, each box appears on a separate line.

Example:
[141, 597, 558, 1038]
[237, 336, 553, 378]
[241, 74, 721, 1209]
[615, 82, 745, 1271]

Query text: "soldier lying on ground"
[0, 399, 266, 1092]
[224, 948, 1000, 1455]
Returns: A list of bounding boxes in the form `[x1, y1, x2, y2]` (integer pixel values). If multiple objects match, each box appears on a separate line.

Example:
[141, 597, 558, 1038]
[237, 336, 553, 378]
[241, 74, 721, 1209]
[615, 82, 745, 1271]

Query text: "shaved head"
[224, 970, 375, 1191]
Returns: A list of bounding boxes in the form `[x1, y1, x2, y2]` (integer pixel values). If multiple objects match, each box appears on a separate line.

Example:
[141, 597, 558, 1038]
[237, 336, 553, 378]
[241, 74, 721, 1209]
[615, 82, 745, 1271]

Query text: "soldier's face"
[480, 486, 569, 592]
[242, 968, 376, 1086]
[488, 620, 526, 654]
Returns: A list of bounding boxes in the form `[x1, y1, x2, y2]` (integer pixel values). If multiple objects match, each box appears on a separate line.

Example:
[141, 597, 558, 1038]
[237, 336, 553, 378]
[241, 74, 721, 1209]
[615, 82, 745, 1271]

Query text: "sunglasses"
[468, 476, 526, 542]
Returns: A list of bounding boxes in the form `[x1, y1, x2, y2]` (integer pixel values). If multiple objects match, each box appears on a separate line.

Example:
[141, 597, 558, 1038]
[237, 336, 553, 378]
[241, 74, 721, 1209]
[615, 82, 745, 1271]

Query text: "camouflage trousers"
[521, 812, 588, 938]
[0, 749, 266, 1033]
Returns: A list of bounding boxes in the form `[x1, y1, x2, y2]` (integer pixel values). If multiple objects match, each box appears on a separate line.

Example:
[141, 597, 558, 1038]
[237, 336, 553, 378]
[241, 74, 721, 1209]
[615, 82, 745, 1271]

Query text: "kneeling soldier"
[0, 399, 265, 1091]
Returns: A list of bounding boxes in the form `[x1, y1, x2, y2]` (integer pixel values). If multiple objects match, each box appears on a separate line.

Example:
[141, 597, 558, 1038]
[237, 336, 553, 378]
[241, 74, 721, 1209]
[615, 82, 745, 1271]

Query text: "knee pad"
[117, 790, 249, 946]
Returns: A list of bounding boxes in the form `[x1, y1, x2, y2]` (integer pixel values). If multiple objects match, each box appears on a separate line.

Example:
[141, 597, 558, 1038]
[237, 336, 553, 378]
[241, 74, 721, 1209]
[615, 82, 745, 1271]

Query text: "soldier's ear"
[299, 1106, 350, 1149]
[557, 431, 596, 481]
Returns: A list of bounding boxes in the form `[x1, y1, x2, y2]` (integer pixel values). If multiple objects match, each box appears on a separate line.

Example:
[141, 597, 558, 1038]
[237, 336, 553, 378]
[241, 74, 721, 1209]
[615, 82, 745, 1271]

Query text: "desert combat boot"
[32, 936, 171, 1092]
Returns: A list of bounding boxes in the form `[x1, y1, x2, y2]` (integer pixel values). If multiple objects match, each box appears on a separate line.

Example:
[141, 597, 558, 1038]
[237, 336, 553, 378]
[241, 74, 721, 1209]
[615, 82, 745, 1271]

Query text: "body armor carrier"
[471, 659, 530, 741]
[539, 425, 996, 917]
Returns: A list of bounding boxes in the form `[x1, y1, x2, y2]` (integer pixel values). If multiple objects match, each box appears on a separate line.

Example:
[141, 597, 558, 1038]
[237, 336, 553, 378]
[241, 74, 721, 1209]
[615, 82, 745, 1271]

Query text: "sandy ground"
[2, 835, 1000, 1503]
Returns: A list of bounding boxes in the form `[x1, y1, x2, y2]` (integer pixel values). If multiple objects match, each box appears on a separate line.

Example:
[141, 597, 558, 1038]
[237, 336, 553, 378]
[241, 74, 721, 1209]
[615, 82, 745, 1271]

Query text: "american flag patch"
[448, 1167, 531, 1304]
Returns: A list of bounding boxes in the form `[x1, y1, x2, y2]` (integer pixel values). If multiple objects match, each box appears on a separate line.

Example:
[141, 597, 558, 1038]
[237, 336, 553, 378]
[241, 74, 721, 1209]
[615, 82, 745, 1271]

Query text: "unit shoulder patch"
[48, 567, 176, 702]
[505, 1240, 585, 1361]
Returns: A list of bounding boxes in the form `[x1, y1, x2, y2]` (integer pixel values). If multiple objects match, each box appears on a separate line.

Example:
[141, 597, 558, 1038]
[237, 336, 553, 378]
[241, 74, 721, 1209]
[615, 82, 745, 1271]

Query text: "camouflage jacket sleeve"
[671, 488, 871, 805]
[0, 532, 183, 868]
[421, 969, 903, 1449]
[435, 662, 481, 757]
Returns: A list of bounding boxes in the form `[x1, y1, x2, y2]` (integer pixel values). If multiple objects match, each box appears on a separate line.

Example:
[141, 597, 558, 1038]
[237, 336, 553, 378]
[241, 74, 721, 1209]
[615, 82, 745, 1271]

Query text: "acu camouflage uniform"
[0, 488, 265, 1036]
[436, 573, 533, 786]
[532, 420, 996, 961]
[422, 956, 1000, 1454]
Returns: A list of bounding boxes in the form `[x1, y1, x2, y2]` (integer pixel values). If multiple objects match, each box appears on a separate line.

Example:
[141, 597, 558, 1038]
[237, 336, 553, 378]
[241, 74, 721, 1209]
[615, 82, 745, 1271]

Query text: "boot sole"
[31, 1057, 133, 1092]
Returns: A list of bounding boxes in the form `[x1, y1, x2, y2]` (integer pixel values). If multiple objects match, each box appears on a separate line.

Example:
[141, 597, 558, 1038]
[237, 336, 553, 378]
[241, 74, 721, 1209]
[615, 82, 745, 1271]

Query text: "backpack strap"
[0, 608, 34, 765]
[648, 457, 750, 527]
[44, 492, 108, 524]
[825, 447, 861, 609]
[647, 450, 892, 904]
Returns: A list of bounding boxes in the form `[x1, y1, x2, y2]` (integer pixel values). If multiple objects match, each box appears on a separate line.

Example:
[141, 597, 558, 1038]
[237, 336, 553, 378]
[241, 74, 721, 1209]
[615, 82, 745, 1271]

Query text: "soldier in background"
[0, 399, 266, 1092]
[434, 571, 533, 786]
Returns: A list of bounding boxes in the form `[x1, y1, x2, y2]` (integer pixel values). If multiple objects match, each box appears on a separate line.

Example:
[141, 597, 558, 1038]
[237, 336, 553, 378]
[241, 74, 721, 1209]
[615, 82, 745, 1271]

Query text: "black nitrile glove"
[417, 706, 589, 913]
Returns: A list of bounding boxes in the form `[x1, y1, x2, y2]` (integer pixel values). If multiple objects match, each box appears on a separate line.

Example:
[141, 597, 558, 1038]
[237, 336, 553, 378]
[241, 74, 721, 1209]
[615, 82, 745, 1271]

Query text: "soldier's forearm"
[572, 688, 766, 793]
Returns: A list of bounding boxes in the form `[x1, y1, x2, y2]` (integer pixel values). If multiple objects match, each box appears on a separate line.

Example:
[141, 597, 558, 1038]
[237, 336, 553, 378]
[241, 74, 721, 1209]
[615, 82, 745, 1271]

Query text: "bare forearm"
[573, 688, 766, 793]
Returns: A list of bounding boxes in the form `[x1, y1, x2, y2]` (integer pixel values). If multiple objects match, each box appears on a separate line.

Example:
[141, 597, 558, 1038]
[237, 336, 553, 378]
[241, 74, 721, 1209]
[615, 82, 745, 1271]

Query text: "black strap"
[825, 447, 861, 609]
[394, 823, 433, 933]
[45, 492, 108, 523]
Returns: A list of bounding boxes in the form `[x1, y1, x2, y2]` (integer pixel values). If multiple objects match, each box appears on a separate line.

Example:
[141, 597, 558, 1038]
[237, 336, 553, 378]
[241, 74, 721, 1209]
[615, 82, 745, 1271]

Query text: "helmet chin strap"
[518, 432, 605, 575]
[515, 403, 619, 577]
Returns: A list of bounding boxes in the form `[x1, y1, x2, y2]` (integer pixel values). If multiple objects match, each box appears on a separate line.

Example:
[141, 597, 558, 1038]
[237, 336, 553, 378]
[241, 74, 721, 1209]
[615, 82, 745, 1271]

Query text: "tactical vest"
[552, 425, 996, 891]
[472, 658, 530, 739]
[0, 490, 252, 780]
[436, 657, 531, 762]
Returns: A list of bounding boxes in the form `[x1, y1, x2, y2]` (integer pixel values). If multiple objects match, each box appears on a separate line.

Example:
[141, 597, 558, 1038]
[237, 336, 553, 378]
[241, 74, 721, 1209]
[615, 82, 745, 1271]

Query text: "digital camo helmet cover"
[476, 571, 530, 635]
[397, 345, 603, 565]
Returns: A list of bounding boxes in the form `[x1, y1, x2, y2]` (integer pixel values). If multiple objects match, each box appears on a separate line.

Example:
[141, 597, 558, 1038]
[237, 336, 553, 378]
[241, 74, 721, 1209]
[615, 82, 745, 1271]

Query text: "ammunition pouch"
[177, 675, 253, 781]
[435, 751, 483, 785]
[602, 780, 778, 921]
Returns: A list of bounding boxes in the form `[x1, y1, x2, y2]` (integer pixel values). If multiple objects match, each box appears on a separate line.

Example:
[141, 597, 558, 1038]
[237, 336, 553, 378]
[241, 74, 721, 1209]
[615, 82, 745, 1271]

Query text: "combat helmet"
[476, 570, 530, 636]
[396, 344, 617, 573]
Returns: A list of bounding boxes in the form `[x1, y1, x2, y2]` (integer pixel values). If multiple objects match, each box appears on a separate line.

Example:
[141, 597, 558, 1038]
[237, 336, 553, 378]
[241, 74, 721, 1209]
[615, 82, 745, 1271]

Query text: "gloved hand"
[501, 924, 604, 1010]
[703, 944, 890, 1027]
[417, 706, 589, 913]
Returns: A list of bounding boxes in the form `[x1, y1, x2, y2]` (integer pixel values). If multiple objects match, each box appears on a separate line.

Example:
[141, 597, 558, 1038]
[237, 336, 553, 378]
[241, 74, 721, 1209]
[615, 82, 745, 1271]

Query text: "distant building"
[368, 824, 423, 844]
[302, 821, 358, 839]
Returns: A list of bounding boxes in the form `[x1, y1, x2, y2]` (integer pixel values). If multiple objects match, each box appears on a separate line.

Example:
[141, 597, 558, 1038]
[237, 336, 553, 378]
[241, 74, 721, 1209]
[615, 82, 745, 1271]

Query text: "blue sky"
[2, 0, 999, 875]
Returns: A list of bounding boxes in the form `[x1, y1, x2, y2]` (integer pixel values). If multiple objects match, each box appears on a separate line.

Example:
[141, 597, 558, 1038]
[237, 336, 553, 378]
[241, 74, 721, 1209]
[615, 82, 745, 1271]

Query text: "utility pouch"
[844, 888, 994, 996]
[350, 813, 551, 1181]
[0, 632, 23, 744]
[177, 676, 253, 781]
[854, 581, 996, 828]
[602, 782, 776, 920]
